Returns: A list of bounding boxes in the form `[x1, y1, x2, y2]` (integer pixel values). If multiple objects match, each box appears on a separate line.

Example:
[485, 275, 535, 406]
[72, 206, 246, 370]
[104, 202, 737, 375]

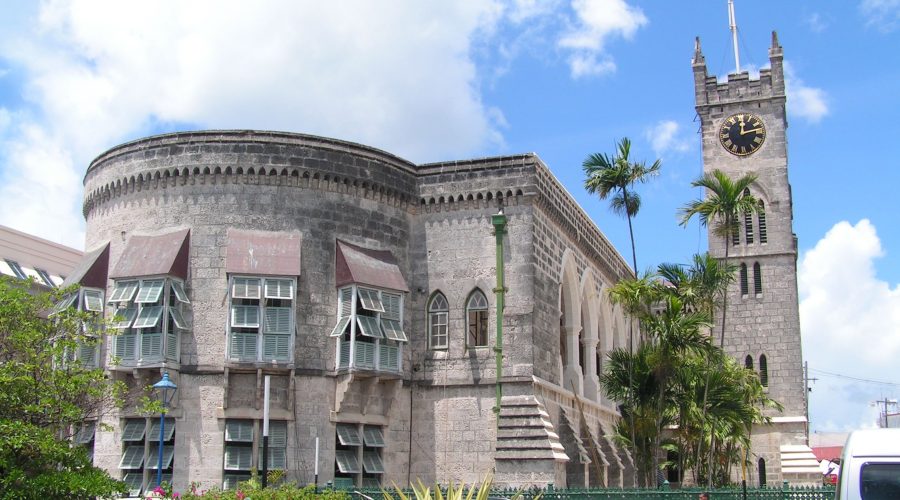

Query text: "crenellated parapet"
[692, 31, 786, 111]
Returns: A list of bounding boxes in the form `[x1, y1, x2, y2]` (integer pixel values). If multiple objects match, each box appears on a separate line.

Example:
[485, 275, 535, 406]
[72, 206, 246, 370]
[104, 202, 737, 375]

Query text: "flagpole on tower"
[728, 0, 740, 73]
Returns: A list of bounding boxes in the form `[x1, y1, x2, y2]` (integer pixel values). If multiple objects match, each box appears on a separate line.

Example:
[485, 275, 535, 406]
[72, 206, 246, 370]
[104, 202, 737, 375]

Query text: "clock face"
[719, 112, 766, 156]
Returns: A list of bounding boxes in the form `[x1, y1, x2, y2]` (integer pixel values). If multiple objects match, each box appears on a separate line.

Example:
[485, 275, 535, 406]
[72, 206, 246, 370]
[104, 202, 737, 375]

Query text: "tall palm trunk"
[622, 186, 640, 485]
[697, 216, 733, 488]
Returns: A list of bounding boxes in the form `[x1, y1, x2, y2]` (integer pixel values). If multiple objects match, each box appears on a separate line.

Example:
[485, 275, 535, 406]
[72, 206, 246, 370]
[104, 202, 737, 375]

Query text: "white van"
[834, 429, 900, 500]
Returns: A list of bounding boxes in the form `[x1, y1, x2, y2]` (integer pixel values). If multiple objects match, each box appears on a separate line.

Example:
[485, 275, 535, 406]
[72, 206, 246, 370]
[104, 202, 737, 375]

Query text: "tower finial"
[693, 36, 705, 65]
[771, 30, 781, 50]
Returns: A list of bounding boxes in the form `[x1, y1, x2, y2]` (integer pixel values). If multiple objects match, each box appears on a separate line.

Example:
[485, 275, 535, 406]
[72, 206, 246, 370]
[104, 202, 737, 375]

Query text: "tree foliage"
[0, 277, 126, 499]
[602, 256, 779, 487]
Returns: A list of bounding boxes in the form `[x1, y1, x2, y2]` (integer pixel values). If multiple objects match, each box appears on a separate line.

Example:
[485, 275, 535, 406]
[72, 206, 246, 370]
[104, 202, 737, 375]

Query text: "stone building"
[692, 33, 817, 485]
[69, 130, 638, 495]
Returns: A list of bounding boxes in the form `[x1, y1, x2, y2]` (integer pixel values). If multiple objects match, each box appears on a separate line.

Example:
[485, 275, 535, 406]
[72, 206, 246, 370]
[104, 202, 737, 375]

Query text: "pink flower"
[236, 491, 246, 500]
[173, 493, 181, 499]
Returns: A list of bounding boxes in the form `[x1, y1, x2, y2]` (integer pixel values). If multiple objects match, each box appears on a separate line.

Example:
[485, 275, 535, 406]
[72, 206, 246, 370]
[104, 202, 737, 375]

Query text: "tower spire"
[728, 0, 740, 73]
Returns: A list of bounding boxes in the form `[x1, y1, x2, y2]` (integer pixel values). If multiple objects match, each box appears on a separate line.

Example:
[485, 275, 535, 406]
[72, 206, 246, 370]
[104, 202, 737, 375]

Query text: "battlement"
[693, 31, 785, 109]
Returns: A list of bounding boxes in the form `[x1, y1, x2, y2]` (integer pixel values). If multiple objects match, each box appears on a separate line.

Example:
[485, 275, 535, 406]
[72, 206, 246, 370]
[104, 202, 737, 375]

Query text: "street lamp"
[151, 372, 177, 487]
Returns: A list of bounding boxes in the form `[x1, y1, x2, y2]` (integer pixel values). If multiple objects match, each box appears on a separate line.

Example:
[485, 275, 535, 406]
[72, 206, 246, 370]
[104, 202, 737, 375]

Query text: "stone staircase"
[495, 395, 569, 462]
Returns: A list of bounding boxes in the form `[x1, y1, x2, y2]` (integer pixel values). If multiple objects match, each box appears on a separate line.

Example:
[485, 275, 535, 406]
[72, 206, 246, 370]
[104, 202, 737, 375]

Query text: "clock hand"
[741, 127, 764, 135]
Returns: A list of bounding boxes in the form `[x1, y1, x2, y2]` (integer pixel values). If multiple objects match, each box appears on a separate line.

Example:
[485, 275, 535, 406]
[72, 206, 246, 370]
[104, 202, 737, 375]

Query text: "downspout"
[491, 208, 508, 423]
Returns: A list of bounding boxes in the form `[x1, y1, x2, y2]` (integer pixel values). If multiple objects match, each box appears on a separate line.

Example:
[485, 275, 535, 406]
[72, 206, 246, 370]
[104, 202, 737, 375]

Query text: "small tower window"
[740, 264, 749, 296]
[745, 355, 753, 370]
[753, 263, 763, 295]
[759, 354, 768, 387]
[743, 189, 754, 244]
[758, 458, 767, 486]
[758, 201, 768, 244]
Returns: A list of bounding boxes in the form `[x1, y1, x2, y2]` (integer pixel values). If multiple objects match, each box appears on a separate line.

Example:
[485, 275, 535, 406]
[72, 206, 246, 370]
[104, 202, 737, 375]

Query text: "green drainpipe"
[491, 209, 508, 423]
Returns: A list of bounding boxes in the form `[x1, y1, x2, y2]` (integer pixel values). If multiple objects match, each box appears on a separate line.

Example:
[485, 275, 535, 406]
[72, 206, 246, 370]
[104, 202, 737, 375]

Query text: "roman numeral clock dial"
[719, 112, 766, 156]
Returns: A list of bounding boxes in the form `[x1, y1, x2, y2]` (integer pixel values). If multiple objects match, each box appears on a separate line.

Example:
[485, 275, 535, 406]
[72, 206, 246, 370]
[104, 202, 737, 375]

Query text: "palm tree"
[679, 173, 757, 488]
[678, 169, 758, 349]
[583, 138, 661, 275]
[585, 138, 660, 481]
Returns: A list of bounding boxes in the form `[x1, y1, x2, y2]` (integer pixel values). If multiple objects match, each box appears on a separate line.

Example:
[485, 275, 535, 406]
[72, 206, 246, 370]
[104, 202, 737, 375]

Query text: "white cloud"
[0, 0, 513, 247]
[784, 61, 829, 124]
[800, 220, 900, 431]
[558, 0, 647, 78]
[861, 0, 900, 32]
[644, 120, 690, 158]
[806, 13, 828, 33]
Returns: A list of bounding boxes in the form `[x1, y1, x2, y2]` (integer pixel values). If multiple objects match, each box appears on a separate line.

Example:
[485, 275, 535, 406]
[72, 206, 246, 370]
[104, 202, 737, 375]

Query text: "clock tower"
[692, 33, 817, 485]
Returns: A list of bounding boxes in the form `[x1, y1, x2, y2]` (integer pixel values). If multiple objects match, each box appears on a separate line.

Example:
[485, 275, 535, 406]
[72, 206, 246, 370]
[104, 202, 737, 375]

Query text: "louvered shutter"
[231, 305, 260, 328]
[169, 307, 189, 329]
[263, 307, 291, 334]
[225, 420, 254, 442]
[147, 445, 175, 469]
[363, 426, 385, 447]
[119, 445, 145, 469]
[224, 446, 253, 470]
[340, 287, 353, 316]
[148, 418, 176, 441]
[141, 333, 163, 358]
[133, 306, 164, 329]
[135, 280, 164, 303]
[263, 334, 290, 361]
[122, 419, 146, 441]
[77, 343, 97, 367]
[230, 332, 258, 361]
[334, 450, 361, 473]
[336, 424, 362, 446]
[268, 421, 287, 446]
[112, 307, 137, 329]
[165, 331, 178, 360]
[109, 281, 138, 303]
[115, 332, 136, 360]
[363, 451, 384, 473]
[264, 279, 293, 299]
[232, 278, 261, 299]
[356, 316, 383, 338]
[170, 280, 190, 303]
[82, 289, 104, 312]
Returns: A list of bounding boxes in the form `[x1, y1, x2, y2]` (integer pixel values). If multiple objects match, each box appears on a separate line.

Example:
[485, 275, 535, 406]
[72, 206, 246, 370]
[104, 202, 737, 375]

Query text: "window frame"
[110, 277, 187, 364]
[333, 285, 406, 373]
[227, 275, 296, 363]
[466, 290, 489, 348]
[427, 293, 449, 350]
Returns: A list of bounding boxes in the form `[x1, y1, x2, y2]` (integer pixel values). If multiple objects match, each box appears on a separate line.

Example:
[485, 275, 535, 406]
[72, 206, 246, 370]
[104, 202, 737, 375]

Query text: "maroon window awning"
[226, 229, 302, 276]
[335, 240, 408, 292]
[111, 229, 190, 280]
[61, 242, 110, 289]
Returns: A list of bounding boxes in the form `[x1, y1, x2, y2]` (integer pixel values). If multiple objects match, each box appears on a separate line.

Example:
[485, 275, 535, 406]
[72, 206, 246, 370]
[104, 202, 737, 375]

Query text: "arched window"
[743, 189, 754, 244]
[759, 354, 768, 387]
[740, 264, 749, 296]
[758, 201, 768, 244]
[427, 293, 449, 350]
[596, 350, 602, 379]
[559, 293, 567, 365]
[466, 290, 489, 348]
[753, 262, 763, 295]
[745, 355, 754, 370]
[758, 458, 767, 486]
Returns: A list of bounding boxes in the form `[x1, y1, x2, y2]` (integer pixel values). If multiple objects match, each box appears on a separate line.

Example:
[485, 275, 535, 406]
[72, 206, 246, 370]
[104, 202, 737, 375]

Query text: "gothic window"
[427, 292, 449, 350]
[758, 458, 767, 486]
[743, 189, 754, 244]
[759, 354, 768, 387]
[732, 225, 740, 246]
[740, 264, 749, 296]
[745, 355, 753, 370]
[753, 262, 763, 295]
[227, 277, 294, 362]
[466, 289, 489, 348]
[758, 201, 768, 244]
[110, 278, 190, 365]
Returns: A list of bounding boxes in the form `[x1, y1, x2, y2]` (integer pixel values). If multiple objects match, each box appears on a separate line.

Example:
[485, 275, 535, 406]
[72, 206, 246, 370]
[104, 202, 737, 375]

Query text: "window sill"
[224, 360, 295, 372]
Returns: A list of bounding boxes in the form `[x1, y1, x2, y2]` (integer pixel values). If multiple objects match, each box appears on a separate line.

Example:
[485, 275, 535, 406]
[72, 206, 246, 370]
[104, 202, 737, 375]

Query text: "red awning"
[335, 240, 408, 292]
[226, 228, 302, 276]
[111, 229, 190, 280]
[61, 242, 110, 288]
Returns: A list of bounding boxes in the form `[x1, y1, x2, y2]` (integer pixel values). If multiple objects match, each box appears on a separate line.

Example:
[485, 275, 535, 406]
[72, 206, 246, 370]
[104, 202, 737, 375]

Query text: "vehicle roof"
[843, 429, 900, 457]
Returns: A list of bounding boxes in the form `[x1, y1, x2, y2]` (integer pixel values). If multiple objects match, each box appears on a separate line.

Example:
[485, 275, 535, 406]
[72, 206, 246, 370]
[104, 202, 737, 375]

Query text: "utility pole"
[803, 362, 817, 436]
[874, 398, 898, 428]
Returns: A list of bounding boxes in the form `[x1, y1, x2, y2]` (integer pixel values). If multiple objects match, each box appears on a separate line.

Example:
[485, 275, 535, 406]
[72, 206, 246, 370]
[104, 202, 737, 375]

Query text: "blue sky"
[1, 1, 898, 433]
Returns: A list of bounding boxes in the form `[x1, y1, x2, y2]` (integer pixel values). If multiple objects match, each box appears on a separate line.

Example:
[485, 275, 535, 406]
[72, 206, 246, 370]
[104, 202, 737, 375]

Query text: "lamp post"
[152, 372, 177, 488]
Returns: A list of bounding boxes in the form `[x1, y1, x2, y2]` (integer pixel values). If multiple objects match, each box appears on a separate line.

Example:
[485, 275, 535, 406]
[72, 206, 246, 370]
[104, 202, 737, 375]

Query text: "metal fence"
[351, 485, 835, 500]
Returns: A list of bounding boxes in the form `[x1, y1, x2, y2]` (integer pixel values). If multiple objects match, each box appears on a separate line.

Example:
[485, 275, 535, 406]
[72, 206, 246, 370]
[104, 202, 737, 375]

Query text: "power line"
[809, 368, 900, 387]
